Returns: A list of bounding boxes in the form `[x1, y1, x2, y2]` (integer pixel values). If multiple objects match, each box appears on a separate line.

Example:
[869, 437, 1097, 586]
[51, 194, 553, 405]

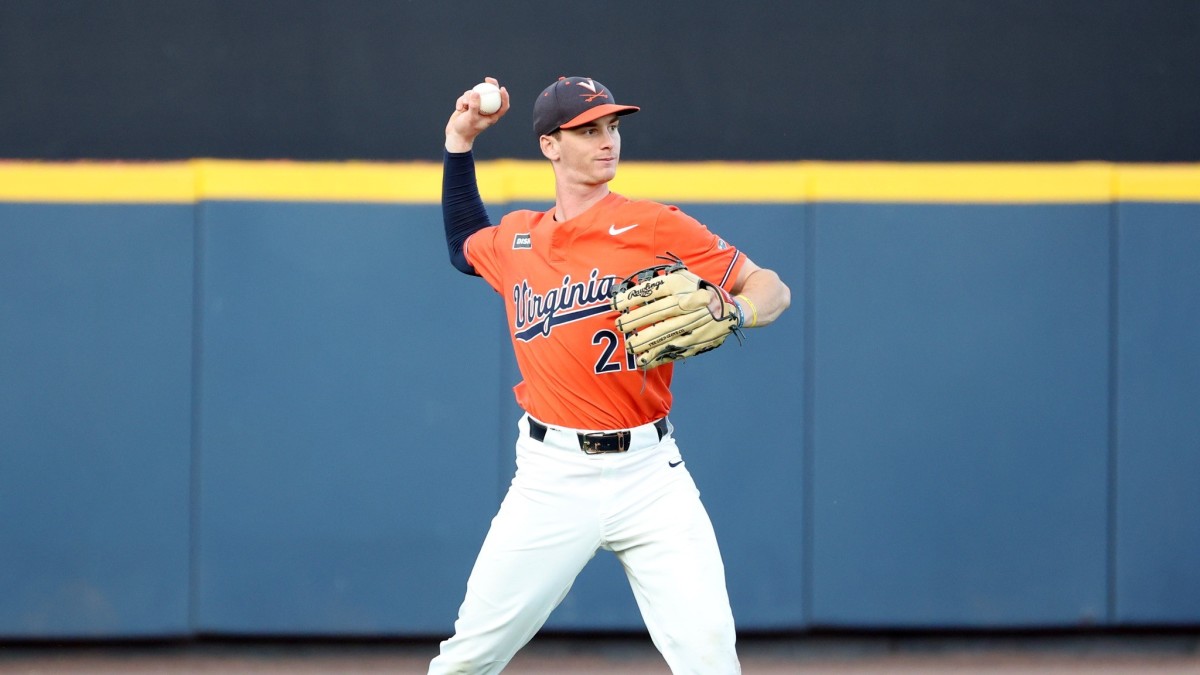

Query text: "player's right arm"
[445, 76, 510, 152]
[442, 77, 511, 274]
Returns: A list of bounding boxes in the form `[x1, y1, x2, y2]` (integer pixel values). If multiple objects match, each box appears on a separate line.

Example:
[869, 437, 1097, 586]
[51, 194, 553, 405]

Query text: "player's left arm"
[725, 256, 790, 328]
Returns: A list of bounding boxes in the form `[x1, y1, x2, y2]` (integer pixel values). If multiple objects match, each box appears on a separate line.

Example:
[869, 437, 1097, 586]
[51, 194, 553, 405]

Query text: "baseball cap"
[533, 76, 640, 137]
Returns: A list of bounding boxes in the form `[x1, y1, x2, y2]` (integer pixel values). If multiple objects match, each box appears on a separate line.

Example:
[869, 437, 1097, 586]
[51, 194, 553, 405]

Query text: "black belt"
[528, 417, 668, 454]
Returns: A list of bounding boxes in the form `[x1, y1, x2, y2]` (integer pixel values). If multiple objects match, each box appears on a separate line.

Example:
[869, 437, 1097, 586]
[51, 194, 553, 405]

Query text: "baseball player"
[430, 75, 790, 674]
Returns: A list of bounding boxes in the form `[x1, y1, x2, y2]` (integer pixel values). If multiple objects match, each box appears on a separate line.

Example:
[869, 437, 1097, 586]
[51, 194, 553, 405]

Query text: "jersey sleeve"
[464, 210, 546, 294]
[463, 224, 505, 292]
[651, 205, 747, 292]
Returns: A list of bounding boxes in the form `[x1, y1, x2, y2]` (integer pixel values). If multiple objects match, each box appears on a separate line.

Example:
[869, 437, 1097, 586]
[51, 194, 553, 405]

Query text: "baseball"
[472, 82, 502, 115]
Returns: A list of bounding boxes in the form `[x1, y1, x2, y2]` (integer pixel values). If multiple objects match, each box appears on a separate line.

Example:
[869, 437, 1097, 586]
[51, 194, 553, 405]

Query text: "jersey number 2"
[592, 329, 637, 373]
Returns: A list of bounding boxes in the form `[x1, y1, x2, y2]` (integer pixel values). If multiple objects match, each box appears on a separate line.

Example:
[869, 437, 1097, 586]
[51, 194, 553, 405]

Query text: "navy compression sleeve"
[442, 149, 492, 276]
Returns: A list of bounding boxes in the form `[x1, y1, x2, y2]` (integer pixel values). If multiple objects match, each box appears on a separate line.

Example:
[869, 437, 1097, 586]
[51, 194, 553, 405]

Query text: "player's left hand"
[610, 258, 743, 370]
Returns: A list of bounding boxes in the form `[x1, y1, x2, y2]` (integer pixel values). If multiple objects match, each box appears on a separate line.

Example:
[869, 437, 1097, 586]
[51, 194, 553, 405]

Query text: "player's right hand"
[445, 77, 510, 153]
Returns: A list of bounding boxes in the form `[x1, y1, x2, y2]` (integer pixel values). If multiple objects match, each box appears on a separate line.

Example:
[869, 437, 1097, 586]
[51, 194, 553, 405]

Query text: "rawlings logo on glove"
[609, 255, 744, 370]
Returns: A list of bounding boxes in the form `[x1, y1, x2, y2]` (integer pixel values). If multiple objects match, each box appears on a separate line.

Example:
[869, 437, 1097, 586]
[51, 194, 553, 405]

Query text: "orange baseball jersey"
[465, 191, 746, 430]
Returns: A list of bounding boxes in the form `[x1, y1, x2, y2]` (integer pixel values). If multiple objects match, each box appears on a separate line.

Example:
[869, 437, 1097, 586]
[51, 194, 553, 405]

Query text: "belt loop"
[527, 416, 548, 443]
[654, 418, 668, 440]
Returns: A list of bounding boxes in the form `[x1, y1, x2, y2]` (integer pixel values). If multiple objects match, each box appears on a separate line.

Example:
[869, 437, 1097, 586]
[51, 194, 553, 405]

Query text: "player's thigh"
[615, 474, 733, 617]
[463, 476, 602, 604]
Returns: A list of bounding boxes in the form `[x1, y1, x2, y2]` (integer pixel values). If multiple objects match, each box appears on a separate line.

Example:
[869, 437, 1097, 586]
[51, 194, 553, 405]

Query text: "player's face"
[554, 114, 622, 186]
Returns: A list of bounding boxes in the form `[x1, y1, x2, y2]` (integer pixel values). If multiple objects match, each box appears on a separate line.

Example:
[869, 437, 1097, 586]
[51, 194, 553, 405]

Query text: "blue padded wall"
[808, 204, 1112, 627]
[3, 192, 1199, 638]
[0, 204, 194, 637]
[192, 202, 506, 635]
[1114, 204, 1200, 624]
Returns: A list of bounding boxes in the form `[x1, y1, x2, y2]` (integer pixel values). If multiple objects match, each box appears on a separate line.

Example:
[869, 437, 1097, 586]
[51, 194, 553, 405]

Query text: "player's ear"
[539, 133, 560, 162]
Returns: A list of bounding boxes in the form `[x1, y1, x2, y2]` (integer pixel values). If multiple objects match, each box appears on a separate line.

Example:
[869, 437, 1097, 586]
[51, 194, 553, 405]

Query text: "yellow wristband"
[735, 294, 758, 328]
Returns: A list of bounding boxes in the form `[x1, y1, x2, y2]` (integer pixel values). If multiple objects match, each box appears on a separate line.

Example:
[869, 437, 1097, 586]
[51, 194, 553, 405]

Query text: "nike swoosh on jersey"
[608, 223, 640, 235]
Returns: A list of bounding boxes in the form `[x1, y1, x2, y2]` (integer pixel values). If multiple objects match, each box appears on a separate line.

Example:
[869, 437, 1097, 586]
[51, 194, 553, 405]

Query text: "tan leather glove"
[611, 258, 743, 370]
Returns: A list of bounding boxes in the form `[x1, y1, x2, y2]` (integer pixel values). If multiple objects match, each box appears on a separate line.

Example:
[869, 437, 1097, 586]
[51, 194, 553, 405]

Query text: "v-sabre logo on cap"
[532, 76, 640, 137]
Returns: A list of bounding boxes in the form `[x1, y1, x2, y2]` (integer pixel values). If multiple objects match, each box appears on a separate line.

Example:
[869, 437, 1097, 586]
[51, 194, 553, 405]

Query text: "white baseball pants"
[429, 414, 740, 674]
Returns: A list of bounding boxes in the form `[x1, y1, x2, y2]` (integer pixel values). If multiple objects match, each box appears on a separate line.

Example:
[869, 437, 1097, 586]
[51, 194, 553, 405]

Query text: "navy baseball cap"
[533, 76, 640, 137]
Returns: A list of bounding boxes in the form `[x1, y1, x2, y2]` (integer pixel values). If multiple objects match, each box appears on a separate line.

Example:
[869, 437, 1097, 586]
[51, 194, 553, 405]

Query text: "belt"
[527, 417, 669, 454]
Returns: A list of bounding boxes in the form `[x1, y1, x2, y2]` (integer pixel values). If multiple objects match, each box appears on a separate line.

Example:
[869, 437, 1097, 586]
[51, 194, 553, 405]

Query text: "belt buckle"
[580, 431, 627, 454]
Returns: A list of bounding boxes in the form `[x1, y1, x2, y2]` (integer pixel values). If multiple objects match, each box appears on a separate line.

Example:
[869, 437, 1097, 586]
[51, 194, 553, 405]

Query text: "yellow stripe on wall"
[474, 160, 556, 202]
[807, 162, 1117, 203]
[611, 162, 811, 203]
[1116, 164, 1200, 203]
[1, 160, 1199, 204]
[196, 160, 443, 203]
[0, 161, 196, 203]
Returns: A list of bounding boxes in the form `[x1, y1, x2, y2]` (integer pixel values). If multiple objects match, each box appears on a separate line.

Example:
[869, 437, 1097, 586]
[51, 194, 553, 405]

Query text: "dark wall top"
[2, 0, 1197, 162]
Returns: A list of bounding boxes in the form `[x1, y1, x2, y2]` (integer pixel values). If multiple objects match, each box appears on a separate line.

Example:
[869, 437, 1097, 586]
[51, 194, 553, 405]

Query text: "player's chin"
[594, 160, 618, 181]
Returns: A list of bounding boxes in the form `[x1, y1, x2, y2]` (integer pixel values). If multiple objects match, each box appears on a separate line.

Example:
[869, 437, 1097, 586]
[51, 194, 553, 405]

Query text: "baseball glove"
[610, 255, 743, 370]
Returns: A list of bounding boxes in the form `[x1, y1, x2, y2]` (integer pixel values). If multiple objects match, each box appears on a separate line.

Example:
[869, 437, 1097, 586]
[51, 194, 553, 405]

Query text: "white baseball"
[472, 82, 502, 115]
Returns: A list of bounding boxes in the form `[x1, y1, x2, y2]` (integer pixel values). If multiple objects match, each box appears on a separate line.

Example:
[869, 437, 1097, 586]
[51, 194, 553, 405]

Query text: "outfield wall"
[1, 162, 1197, 637]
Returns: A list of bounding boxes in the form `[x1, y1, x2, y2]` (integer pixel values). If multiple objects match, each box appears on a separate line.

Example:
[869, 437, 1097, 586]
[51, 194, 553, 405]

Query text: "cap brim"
[558, 104, 641, 130]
